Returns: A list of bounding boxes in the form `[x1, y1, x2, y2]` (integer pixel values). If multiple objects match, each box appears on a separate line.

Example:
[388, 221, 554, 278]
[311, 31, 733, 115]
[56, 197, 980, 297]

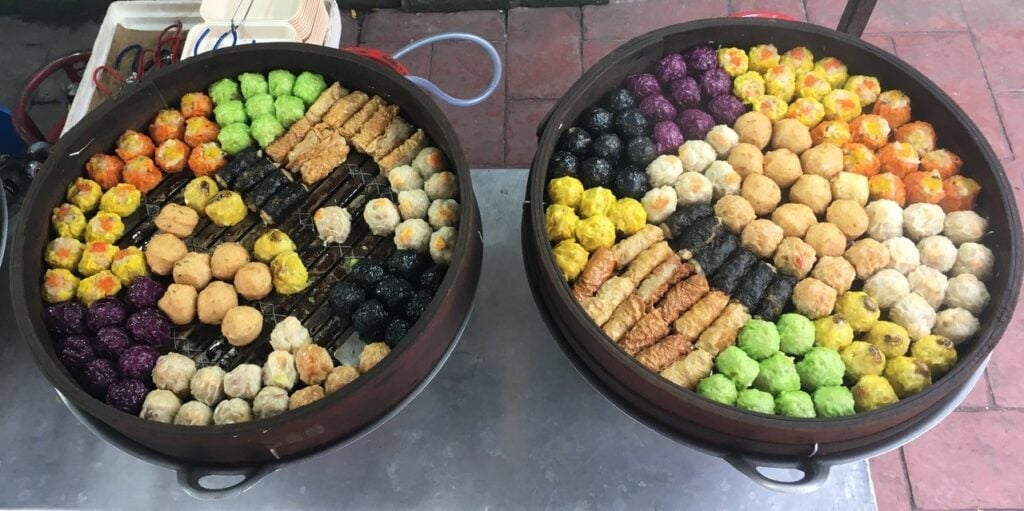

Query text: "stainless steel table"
[0, 169, 876, 510]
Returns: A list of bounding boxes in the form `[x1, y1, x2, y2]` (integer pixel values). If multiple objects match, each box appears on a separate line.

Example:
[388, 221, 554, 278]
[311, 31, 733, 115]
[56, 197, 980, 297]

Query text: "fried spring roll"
[733, 261, 776, 311]
[351, 104, 399, 153]
[674, 214, 722, 256]
[620, 309, 670, 355]
[622, 241, 673, 285]
[323, 90, 370, 128]
[673, 290, 730, 342]
[285, 122, 334, 170]
[601, 294, 645, 342]
[582, 277, 634, 326]
[611, 225, 665, 269]
[266, 83, 346, 163]
[656, 273, 710, 321]
[692, 231, 739, 277]
[635, 257, 689, 308]
[572, 248, 616, 302]
[754, 273, 798, 321]
[635, 334, 692, 372]
[660, 349, 713, 390]
[378, 129, 426, 173]
[307, 83, 347, 120]
[299, 135, 350, 185]
[708, 247, 757, 295]
[662, 203, 714, 239]
[339, 96, 384, 138]
[695, 302, 751, 356]
[368, 117, 414, 160]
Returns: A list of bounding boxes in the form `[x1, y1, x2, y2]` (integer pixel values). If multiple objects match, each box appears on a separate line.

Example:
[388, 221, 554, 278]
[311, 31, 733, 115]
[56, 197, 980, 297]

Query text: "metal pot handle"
[176, 464, 279, 499]
[392, 32, 502, 108]
[724, 455, 831, 493]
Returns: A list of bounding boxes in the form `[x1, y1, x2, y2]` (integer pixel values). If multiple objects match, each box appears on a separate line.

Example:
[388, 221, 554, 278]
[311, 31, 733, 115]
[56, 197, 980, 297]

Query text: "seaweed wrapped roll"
[232, 159, 277, 193]
[260, 181, 309, 225]
[708, 248, 757, 295]
[661, 203, 714, 239]
[754, 273, 798, 321]
[692, 231, 739, 276]
[214, 147, 259, 188]
[245, 169, 290, 211]
[733, 262, 775, 310]
[674, 214, 722, 254]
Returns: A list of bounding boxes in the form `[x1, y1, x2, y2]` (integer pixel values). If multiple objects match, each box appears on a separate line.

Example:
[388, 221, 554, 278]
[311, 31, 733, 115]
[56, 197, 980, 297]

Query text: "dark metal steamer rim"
[527, 18, 1022, 453]
[10, 44, 482, 466]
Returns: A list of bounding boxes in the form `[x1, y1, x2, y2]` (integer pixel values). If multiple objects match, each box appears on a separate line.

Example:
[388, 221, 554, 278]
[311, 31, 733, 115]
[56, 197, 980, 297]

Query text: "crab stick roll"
[572, 248, 617, 301]
[695, 302, 752, 356]
[636, 334, 692, 372]
[674, 290, 730, 342]
[660, 349, 714, 390]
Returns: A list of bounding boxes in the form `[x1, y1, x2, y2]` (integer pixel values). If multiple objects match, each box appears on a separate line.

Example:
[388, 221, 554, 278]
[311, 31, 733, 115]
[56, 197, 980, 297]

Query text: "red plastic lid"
[341, 46, 410, 76]
[729, 10, 800, 21]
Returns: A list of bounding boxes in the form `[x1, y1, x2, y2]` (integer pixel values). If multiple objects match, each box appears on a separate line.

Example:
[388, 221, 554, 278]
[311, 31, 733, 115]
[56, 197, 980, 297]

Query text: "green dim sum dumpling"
[245, 93, 275, 119]
[251, 115, 285, 148]
[209, 78, 240, 105]
[218, 123, 253, 156]
[274, 95, 305, 129]
[293, 72, 327, 106]
[268, 70, 296, 97]
[238, 72, 268, 99]
[214, 100, 248, 127]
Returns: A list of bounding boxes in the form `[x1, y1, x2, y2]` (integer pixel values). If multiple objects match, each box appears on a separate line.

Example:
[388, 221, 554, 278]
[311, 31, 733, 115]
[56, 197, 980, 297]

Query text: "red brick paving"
[352, 5, 1024, 506]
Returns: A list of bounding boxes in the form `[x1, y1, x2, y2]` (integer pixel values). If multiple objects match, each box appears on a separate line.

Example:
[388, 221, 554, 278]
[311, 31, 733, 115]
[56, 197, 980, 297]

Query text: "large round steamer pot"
[525, 19, 1022, 488]
[10, 44, 482, 467]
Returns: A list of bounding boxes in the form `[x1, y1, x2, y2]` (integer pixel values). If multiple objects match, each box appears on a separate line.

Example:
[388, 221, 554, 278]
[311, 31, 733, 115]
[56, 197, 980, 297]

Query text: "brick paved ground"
[3, 0, 1023, 507]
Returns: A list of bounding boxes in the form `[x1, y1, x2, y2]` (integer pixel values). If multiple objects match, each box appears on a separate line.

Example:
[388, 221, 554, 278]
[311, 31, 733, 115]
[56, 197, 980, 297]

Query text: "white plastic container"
[200, 0, 303, 24]
[181, 21, 301, 57]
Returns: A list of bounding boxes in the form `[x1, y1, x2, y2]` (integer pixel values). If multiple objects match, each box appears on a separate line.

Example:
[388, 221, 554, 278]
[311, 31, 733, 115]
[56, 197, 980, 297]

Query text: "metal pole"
[836, 0, 878, 37]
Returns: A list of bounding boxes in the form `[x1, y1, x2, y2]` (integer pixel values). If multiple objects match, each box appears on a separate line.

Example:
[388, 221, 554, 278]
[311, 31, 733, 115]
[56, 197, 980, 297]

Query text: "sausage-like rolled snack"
[660, 348, 714, 389]
[306, 83, 348, 120]
[636, 257, 689, 308]
[369, 117, 415, 160]
[323, 91, 370, 128]
[259, 182, 309, 225]
[695, 302, 751, 356]
[674, 214, 722, 255]
[299, 134, 350, 185]
[692, 231, 739, 276]
[622, 241, 673, 285]
[636, 334, 692, 372]
[674, 290, 730, 342]
[708, 247, 757, 295]
[733, 261, 776, 311]
[215, 148, 258, 188]
[583, 277, 634, 326]
[621, 309, 670, 355]
[662, 203, 714, 239]
[379, 130, 426, 174]
[611, 224, 664, 269]
[657, 273, 710, 321]
[245, 169, 289, 212]
[754, 273, 797, 321]
[340, 96, 384, 138]
[285, 123, 334, 170]
[352, 104, 399, 153]
[266, 83, 346, 162]
[572, 248, 616, 302]
[601, 294, 645, 342]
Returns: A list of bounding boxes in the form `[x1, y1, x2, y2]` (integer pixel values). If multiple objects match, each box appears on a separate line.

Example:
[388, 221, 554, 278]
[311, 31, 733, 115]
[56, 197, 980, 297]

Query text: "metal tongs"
[193, 0, 257, 57]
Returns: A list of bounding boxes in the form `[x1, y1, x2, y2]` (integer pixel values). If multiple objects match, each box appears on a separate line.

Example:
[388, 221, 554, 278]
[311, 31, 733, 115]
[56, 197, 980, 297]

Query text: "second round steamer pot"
[525, 19, 1021, 469]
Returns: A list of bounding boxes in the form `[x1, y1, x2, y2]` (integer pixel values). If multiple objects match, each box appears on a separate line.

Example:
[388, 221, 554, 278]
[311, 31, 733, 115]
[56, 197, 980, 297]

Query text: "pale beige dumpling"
[289, 385, 325, 410]
[800, 143, 843, 179]
[641, 186, 678, 223]
[394, 218, 432, 252]
[943, 210, 987, 245]
[145, 233, 188, 276]
[262, 350, 298, 390]
[772, 203, 816, 238]
[741, 174, 781, 217]
[865, 200, 903, 241]
[174, 401, 213, 426]
[430, 226, 457, 265]
[222, 305, 264, 346]
[734, 111, 772, 149]
[771, 118, 812, 154]
[885, 237, 921, 274]
[364, 198, 401, 237]
[889, 293, 936, 340]
[774, 237, 817, 279]
[295, 344, 334, 385]
[944, 273, 990, 316]
[804, 223, 847, 257]
[863, 269, 910, 309]
[269, 315, 311, 353]
[358, 342, 391, 373]
[917, 235, 957, 273]
[155, 203, 199, 238]
[223, 364, 262, 400]
[830, 171, 869, 206]
[907, 265, 948, 309]
[252, 386, 290, 419]
[727, 143, 764, 177]
[789, 174, 832, 215]
[705, 125, 740, 157]
[388, 164, 423, 192]
[158, 283, 197, 326]
[762, 148, 802, 188]
[412, 146, 445, 179]
[140, 390, 181, 423]
[646, 155, 683, 187]
[427, 199, 460, 229]
[704, 161, 742, 199]
[210, 242, 250, 281]
[325, 365, 359, 394]
[674, 172, 713, 206]
[826, 200, 868, 239]
[845, 238, 890, 280]
[677, 140, 717, 173]
[742, 219, 785, 258]
[714, 195, 756, 233]
[233, 262, 273, 300]
[933, 307, 980, 345]
[152, 352, 197, 399]
[173, 252, 212, 290]
[425, 171, 458, 201]
[952, 242, 994, 280]
[398, 189, 430, 220]
[197, 281, 238, 325]
[190, 366, 226, 406]
[903, 203, 945, 241]
[792, 278, 837, 319]
[213, 398, 253, 425]
[811, 256, 857, 294]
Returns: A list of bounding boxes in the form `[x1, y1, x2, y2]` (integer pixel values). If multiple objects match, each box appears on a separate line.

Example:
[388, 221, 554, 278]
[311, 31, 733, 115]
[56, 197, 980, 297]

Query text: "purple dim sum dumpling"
[93, 326, 132, 360]
[85, 298, 128, 332]
[625, 73, 661, 98]
[45, 302, 86, 336]
[707, 94, 748, 126]
[126, 308, 173, 349]
[669, 77, 702, 109]
[107, 378, 148, 414]
[700, 68, 732, 98]
[81, 358, 119, 398]
[678, 109, 716, 140]
[58, 335, 95, 374]
[124, 276, 165, 311]
[655, 53, 687, 84]
[118, 344, 159, 383]
[639, 95, 678, 122]
[683, 45, 717, 75]
[653, 121, 685, 154]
